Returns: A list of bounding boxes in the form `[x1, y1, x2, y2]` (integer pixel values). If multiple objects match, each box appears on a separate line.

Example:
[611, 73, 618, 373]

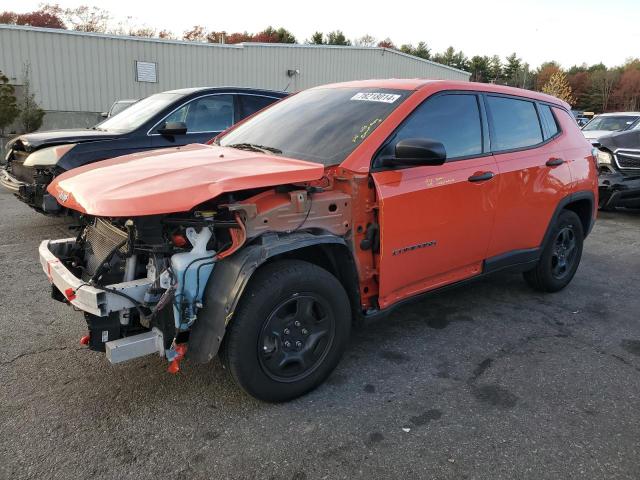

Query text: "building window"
[135, 61, 157, 83]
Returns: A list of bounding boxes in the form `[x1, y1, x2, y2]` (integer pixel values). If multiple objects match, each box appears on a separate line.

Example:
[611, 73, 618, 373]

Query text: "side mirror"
[100, 112, 108, 118]
[157, 121, 188, 136]
[389, 138, 446, 167]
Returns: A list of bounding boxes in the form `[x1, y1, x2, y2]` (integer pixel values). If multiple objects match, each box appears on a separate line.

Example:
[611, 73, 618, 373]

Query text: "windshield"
[97, 93, 181, 132]
[218, 87, 409, 166]
[583, 115, 639, 132]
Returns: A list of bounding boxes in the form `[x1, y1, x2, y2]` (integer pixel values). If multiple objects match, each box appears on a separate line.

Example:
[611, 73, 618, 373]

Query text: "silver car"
[582, 112, 640, 145]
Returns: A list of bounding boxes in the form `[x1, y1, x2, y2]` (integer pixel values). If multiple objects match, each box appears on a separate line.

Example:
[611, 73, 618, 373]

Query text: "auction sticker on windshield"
[351, 92, 401, 103]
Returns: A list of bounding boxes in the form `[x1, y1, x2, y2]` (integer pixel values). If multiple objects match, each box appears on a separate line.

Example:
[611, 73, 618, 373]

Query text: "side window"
[161, 95, 234, 133]
[487, 96, 543, 150]
[380, 93, 483, 161]
[538, 104, 560, 139]
[240, 95, 279, 119]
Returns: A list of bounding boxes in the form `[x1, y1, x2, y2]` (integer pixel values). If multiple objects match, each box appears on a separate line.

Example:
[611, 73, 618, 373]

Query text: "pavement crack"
[1, 346, 84, 365]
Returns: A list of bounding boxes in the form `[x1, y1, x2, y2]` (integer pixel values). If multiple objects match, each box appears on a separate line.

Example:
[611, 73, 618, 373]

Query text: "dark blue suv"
[1, 87, 287, 214]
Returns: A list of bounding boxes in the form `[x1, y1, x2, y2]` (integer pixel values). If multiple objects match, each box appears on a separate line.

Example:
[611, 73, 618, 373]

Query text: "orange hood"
[48, 144, 325, 217]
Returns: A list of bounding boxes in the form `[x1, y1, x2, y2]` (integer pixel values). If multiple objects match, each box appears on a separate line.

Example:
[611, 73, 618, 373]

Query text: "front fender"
[188, 231, 348, 364]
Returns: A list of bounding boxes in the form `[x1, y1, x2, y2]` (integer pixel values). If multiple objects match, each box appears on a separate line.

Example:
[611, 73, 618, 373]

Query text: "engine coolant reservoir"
[170, 227, 216, 329]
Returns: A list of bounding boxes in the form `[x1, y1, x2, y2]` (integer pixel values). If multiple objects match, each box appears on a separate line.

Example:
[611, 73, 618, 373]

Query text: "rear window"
[487, 96, 543, 151]
[539, 104, 560, 139]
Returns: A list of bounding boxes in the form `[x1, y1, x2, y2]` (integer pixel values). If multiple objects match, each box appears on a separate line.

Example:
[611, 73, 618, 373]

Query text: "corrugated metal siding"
[0, 25, 469, 112]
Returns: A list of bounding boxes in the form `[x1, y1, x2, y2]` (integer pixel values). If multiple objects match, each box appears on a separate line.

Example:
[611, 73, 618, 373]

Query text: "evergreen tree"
[309, 32, 324, 44]
[326, 30, 350, 46]
[0, 70, 19, 136]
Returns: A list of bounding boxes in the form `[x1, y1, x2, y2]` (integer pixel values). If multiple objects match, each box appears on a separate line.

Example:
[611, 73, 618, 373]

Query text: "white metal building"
[0, 25, 469, 129]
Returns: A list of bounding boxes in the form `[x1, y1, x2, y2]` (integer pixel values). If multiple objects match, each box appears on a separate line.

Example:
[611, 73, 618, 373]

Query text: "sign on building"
[135, 61, 157, 83]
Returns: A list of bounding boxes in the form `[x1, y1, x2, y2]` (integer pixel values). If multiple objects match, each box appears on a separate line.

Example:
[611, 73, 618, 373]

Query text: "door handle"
[468, 171, 495, 182]
[546, 157, 565, 167]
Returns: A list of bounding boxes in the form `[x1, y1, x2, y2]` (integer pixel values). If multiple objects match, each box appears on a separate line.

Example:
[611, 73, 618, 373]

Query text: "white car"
[581, 112, 640, 144]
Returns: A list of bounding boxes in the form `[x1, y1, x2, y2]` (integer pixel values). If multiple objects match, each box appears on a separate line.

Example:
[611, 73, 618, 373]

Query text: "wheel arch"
[188, 231, 359, 364]
[543, 190, 596, 246]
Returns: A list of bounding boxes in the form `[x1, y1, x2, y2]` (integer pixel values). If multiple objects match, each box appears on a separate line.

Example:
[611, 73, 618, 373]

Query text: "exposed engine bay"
[42, 182, 355, 371]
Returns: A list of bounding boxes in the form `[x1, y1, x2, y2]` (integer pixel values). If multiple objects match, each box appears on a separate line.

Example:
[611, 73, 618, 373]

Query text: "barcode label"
[351, 92, 401, 103]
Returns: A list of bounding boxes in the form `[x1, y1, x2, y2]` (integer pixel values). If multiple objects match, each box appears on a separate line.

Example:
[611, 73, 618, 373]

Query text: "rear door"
[371, 92, 499, 309]
[484, 96, 572, 259]
[151, 94, 236, 148]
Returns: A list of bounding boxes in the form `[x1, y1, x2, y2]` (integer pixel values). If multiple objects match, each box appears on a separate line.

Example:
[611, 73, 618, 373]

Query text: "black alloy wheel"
[258, 294, 336, 382]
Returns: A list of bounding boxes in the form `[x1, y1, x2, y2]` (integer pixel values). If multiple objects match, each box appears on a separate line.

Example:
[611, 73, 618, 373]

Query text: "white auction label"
[351, 92, 401, 103]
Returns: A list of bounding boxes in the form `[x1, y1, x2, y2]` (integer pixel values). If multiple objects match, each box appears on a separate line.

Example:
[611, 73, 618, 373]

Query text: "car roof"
[314, 79, 570, 109]
[163, 86, 288, 97]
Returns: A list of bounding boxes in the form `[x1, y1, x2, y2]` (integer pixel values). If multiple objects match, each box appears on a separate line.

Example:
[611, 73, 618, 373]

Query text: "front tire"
[221, 260, 351, 402]
[523, 210, 584, 293]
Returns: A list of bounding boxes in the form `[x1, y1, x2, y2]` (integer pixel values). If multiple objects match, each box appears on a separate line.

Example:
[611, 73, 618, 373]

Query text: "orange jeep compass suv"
[39, 80, 597, 401]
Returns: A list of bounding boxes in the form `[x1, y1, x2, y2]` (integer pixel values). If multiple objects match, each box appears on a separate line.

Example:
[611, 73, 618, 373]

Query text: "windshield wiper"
[227, 143, 282, 155]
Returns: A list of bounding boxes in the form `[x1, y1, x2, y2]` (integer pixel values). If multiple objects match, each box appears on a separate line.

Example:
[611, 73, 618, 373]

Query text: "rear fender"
[188, 231, 349, 363]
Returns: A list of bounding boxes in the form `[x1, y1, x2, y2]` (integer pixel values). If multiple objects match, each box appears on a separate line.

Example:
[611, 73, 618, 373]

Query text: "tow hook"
[80, 334, 90, 345]
[167, 343, 188, 374]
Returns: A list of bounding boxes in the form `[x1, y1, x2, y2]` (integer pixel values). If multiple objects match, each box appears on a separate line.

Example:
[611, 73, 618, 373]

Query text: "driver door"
[151, 94, 235, 147]
[371, 93, 499, 309]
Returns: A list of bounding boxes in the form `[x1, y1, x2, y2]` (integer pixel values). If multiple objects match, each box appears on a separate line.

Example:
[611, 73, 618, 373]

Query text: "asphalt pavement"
[1, 188, 639, 480]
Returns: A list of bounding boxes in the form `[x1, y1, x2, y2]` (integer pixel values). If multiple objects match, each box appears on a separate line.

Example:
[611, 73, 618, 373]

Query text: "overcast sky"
[4, 0, 639, 68]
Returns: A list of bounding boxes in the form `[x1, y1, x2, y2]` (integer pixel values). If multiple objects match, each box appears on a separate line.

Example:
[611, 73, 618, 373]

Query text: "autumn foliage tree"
[542, 71, 576, 105]
[0, 7, 65, 28]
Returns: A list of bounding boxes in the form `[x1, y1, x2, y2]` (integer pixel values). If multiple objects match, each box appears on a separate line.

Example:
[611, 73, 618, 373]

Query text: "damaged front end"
[39, 180, 358, 372]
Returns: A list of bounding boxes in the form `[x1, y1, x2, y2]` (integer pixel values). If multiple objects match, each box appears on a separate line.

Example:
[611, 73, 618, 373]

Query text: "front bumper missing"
[40, 238, 167, 364]
[39, 238, 154, 317]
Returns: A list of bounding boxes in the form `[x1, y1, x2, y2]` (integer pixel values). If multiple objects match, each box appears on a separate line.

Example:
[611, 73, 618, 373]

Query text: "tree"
[413, 41, 430, 60]
[502, 53, 522, 86]
[433, 47, 467, 70]
[377, 38, 395, 49]
[535, 61, 561, 91]
[19, 64, 45, 133]
[433, 46, 455, 66]
[225, 31, 252, 44]
[0, 71, 19, 136]
[274, 27, 296, 43]
[206, 31, 226, 43]
[158, 29, 175, 40]
[0, 11, 17, 24]
[183, 25, 207, 42]
[567, 71, 592, 111]
[469, 55, 490, 82]
[309, 32, 324, 44]
[62, 5, 110, 33]
[488, 55, 502, 83]
[612, 68, 640, 111]
[399, 42, 431, 60]
[253, 26, 296, 43]
[326, 30, 350, 46]
[129, 27, 155, 38]
[542, 71, 576, 105]
[354, 34, 376, 47]
[0, 6, 65, 29]
[588, 70, 620, 112]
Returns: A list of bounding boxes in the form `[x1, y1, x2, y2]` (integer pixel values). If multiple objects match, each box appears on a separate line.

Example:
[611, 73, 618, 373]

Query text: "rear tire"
[523, 210, 584, 293]
[220, 260, 351, 402]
